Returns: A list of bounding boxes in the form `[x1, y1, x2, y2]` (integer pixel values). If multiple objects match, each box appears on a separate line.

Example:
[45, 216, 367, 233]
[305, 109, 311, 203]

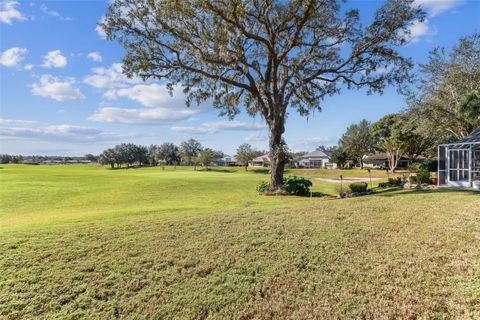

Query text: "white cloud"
[245, 133, 267, 142]
[39, 4, 72, 21]
[113, 84, 181, 107]
[171, 121, 266, 134]
[30, 75, 85, 102]
[87, 51, 102, 62]
[95, 15, 107, 39]
[406, 19, 437, 43]
[0, 47, 27, 67]
[0, 118, 39, 126]
[41, 50, 67, 68]
[84, 63, 141, 89]
[0, 120, 132, 143]
[0, 0, 26, 25]
[24, 63, 33, 70]
[89, 106, 199, 124]
[289, 136, 337, 152]
[414, 0, 463, 17]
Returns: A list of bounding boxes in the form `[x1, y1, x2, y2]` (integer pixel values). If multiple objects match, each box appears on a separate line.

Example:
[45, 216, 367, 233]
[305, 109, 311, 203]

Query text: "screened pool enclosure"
[438, 128, 480, 190]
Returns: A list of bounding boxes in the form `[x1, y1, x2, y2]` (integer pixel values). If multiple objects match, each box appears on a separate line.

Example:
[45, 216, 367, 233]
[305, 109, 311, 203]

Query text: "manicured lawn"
[1, 165, 479, 319]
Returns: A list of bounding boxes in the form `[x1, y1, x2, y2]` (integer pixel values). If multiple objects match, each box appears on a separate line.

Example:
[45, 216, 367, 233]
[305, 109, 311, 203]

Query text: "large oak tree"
[102, 0, 423, 189]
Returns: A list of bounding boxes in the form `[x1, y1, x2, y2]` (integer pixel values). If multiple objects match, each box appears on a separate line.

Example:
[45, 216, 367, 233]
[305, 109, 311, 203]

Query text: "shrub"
[409, 175, 418, 183]
[418, 160, 436, 173]
[349, 182, 368, 193]
[256, 181, 270, 193]
[409, 162, 432, 184]
[256, 176, 313, 195]
[415, 170, 431, 184]
[283, 175, 312, 195]
[388, 177, 404, 186]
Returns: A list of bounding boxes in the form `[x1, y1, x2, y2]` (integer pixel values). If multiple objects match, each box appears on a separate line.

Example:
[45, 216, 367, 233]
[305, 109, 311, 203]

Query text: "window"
[448, 149, 469, 182]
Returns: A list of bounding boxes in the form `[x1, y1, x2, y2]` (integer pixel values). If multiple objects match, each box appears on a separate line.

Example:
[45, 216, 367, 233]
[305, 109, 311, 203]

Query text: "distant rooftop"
[457, 128, 480, 144]
[301, 149, 330, 158]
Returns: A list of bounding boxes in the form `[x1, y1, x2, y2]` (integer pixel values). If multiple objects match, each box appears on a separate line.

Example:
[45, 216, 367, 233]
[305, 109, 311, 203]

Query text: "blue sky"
[0, 0, 479, 156]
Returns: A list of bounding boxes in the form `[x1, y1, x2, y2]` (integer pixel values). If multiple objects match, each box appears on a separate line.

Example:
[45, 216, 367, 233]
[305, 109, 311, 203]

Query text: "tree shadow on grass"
[248, 169, 271, 174]
[198, 168, 236, 173]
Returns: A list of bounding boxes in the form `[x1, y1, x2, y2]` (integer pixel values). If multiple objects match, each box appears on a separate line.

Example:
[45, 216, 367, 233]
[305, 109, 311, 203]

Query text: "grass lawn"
[1, 164, 479, 319]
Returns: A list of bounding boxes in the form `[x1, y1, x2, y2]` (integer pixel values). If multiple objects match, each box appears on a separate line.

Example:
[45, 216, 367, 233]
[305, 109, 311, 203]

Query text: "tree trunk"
[360, 158, 364, 169]
[387, 149, 400, 173]
[245, 164, 248, 171]
[269, 120, 286, 190]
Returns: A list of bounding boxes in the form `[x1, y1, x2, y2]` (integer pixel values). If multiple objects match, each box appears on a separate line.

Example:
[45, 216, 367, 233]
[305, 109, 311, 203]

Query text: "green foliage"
[409, 160, 436, 173]
[370, 114, 409, 173]
[236, 143, 256, 169]
[256, 181, 271, 193]
[460, 89, 480, 119]
[339, 119, 375, 167]
[409, 175, 418, 184]
[328, 147, 349, 168]
[282, 176, 313, 196]
[406, 33, 480, 142]
[198, 149, 215, 168]
[409, 161, 434, 184]
[349, 182, 368, 193]
[415, 170, 431, 184]
[180, 139, 203, 165]
[256, 175, 312, 195]
[0, 154, 11, 164]
[388, 177, 404, 186]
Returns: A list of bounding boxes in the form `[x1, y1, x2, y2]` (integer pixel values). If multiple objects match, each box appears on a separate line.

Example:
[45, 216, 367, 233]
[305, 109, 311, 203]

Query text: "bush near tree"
[349, 182, 368, 193]
[256, 176, 312, 196]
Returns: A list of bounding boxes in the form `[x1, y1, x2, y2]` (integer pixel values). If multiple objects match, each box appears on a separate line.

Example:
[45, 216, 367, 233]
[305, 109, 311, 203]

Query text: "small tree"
[400, 113, 435, 161]
[158, 142, 181, 165]
[98, 148, 117, 168]
[11, 155, 23, 164]
[85, 154, 97, 162]
[198, 149, 215, 169]
[370, 114, 406, 173]
[329, 147, 349, 169]
[236, 143, 256, 171]
[339, 119, 375, 169]
[180, 139, 203, 165]
[148, 145, 160, 166]
[0, 154, 11, 164]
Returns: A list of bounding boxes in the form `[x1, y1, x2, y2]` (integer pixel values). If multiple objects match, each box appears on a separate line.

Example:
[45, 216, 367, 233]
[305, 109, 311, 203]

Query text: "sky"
[0, 0, 479, 156]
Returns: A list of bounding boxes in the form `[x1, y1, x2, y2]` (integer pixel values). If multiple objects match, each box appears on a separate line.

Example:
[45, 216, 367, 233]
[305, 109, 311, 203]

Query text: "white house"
[251, 154, 270, 167]
[299, 150, 336, 169]
[216, 155, 238, 166]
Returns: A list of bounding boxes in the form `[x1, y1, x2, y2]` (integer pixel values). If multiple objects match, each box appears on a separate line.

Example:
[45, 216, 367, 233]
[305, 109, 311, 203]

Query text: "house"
[216, 155, 238, 166]
[438, 128, 480, 190]
[299, 150, 337, 169]
[363, 153, 413, 169]
[251, 154, 270, 167]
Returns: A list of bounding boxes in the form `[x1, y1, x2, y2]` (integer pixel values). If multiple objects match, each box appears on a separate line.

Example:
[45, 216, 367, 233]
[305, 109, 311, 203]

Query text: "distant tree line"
[1, 154, 24, 164]
[0, 154, 96, 164]
[98, 139, 225, 169]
